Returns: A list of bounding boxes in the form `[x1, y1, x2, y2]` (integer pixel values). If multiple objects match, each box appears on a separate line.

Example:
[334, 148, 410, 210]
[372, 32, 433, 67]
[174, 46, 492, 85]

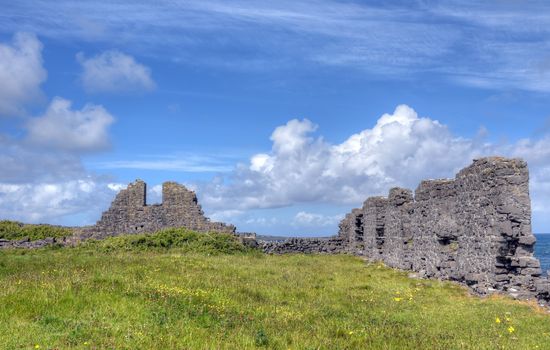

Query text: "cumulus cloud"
[243, 217, 279, 227]
[0, 113, 118, 223]
[292, 211, 343, 227]
[0, 131, 119, 224]
[0, 32, 47, 116]
[147, 184, 163, 204]
[0, 124, 120, 224]
[0, 180, 119, 224]
[201, 105, 489, 211]
[77, 50, 156, 93]
[26, 97, 115, 152]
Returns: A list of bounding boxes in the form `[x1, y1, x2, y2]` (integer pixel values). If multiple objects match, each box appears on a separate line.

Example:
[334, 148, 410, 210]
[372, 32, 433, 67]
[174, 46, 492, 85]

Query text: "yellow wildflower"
[34, 346, 40, 349]
[393, 297, 403, 302]
[495, 317, 501, 324]
[508, 326, 515, 334]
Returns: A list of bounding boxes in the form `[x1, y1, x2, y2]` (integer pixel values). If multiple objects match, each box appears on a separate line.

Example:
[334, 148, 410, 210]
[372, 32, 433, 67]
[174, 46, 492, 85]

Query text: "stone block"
[518, 257, 540, 268]
[521, 268, 542, 276]
[518, 235, 536, 246]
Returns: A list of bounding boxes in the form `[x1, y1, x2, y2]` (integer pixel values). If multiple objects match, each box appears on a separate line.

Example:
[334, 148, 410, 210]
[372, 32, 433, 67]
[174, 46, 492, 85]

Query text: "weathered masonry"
[87, 180, 235, 238]
[262, 157, 550, 302]
[338, 157, 545, 297]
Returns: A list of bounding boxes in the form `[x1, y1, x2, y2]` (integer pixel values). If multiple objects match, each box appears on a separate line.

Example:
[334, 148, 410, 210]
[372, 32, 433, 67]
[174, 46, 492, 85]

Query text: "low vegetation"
[83, 228, 252, 254]
[0, 220, 71, 241]
[0, 231, 549, 349]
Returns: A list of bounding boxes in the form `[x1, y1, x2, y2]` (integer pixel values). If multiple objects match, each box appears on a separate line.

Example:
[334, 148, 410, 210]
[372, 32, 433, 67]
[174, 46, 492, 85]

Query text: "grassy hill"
[0, 229, 549, 349]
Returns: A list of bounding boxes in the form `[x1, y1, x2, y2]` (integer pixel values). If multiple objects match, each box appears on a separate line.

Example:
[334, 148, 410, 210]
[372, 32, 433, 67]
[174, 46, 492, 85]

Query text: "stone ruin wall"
[336, 157, 550, 300]
[85, 180, 235, 239]
[262, 157, 550, 301]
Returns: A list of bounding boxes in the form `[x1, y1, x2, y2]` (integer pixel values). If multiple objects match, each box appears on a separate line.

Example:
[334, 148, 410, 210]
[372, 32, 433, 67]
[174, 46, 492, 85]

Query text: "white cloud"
[324, 105, 484, 187]
[147, 184, 163, 204]
[0, 32, 46, 116]
[244, 217, 278, 226]
[200, 105, 487, 211]
[208, 209, 245, 222]
[250, 154, 272, 172]
[271, 119, 318, 154]
[0, 179, 117, 224]
[26, 97, 115, 152]
[0, 131, 121, 224]
[0, 129, 119, 224]
[292, 211, 343, 227]
[77, 50, 155, 93]
[107, 183, 127, 192]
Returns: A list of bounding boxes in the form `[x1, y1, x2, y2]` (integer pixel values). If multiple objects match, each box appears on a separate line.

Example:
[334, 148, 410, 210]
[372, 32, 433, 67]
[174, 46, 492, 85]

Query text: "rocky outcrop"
[84, 180, 235, 239]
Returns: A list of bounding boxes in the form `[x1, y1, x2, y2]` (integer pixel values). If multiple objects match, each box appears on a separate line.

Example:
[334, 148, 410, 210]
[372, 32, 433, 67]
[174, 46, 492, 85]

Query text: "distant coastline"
[535, 234, 550, 276]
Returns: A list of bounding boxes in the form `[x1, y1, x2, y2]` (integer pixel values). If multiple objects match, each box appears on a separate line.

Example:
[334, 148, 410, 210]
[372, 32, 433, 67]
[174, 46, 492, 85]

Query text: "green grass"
[0, 233, 549, 349]
[0, 220, 71, 241]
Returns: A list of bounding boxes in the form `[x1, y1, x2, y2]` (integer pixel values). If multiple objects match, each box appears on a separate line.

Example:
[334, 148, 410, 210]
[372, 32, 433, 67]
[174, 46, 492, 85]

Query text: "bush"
[0, 220, 71, 241]
[84, 228, 251, 254]
[0, 221, 22, 239]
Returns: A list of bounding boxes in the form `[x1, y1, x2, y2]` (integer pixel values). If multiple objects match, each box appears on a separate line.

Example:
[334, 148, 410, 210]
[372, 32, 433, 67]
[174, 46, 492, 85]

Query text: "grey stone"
[84, 180, 235, 239]
[306, 157, 546, 303]
[519, 235, 536, 246]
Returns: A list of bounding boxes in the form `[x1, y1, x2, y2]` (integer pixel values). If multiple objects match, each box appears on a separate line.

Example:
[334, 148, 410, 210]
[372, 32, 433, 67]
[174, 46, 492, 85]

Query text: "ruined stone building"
[337, 157, 543, 296]
[86, 180, 235, 238]
[262, 157, 549, 302]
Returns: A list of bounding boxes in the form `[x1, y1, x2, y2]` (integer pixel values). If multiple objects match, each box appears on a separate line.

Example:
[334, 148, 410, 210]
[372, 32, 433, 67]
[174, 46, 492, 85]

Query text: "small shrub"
[254, 329, 269, 347]
[0, 221, 22, 240]
[449, 242, 459, 251]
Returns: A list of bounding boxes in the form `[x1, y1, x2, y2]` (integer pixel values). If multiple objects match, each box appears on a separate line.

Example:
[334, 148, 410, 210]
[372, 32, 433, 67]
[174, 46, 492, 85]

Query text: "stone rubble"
[0, 236, 70, 249]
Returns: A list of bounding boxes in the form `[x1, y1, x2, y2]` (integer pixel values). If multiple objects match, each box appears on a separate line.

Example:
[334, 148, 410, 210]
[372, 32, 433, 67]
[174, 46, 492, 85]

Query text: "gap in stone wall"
[146, 184, 162, 206]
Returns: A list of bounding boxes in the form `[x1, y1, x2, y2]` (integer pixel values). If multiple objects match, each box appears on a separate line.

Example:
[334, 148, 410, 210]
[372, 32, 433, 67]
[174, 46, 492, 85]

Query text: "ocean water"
[535, 234, 550, 277]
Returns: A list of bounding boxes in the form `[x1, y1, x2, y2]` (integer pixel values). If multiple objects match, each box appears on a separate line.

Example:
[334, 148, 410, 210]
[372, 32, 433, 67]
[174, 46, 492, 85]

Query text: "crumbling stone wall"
[87, 180, 235, 238]
[261, 237, 345, 254]
[337, 157, 545, 300]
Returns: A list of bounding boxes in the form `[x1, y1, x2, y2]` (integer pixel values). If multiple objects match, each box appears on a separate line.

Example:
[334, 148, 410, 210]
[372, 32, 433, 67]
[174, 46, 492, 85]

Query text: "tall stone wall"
[87, 180, 235, 238]
[337, 157, 545, 299]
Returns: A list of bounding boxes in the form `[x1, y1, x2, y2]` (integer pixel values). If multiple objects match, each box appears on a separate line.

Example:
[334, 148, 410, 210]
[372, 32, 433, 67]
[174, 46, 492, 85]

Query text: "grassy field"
[1, 232, 550, 349]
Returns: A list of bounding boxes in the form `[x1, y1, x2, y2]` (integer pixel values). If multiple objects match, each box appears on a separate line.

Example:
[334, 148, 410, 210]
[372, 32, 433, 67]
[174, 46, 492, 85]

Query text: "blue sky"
[1, 0, 550, 235]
